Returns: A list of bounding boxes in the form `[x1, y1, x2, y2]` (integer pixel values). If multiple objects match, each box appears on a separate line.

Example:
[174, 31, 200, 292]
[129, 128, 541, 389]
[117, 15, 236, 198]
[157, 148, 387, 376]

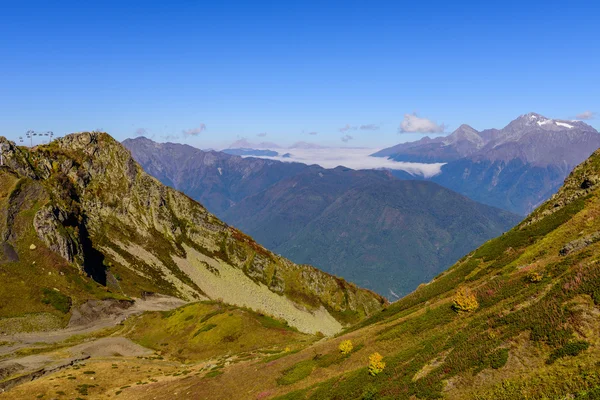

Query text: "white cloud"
[182, 123, 207, 136]
[576, 111, 596, 120]
[359, 124, 380, 130]
[237, 147, 445, 178]
[257, 132, 267, 137]
[339, 124, 354, 132]
[339, 124, 380, 132]
[341, 134, 354, 142]
[399, 113, 445, 133]
[135, 128, 147, 136]
[308, 131, 318, 135]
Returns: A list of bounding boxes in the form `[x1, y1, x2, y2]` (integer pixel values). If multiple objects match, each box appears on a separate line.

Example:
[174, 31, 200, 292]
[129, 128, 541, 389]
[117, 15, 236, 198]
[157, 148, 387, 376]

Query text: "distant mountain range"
[374, 113, 600, 214]
[222, 148, 280, 157]
[124, 137, 520, 297]
[123, 137, 307, 215]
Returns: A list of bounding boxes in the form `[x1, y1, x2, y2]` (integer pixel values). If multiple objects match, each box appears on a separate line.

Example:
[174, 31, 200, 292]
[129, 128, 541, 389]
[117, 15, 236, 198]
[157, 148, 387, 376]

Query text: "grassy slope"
[125, 301, 314, 363]
[108, 149, 600, 400]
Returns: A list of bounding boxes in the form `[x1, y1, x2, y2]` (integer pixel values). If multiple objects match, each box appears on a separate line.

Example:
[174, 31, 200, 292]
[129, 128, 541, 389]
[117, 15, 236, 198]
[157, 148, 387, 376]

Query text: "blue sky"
[1, 0, 598, 149]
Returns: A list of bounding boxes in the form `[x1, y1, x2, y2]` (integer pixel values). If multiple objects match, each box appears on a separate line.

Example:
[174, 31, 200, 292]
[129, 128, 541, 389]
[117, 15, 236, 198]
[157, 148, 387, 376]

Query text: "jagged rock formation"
[0, 133, 385, 335]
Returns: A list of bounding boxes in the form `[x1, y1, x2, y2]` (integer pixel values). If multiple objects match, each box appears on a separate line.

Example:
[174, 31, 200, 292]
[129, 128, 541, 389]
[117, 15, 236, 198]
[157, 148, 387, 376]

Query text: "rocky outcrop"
[33, 205, 82, 266]
[560, 231, 600, 256]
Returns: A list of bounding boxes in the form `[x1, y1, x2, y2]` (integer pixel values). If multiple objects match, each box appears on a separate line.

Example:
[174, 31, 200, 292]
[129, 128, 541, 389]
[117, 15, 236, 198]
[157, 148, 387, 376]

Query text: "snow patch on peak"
[556, 121, 574, 129]
[536, 119, 552, 126]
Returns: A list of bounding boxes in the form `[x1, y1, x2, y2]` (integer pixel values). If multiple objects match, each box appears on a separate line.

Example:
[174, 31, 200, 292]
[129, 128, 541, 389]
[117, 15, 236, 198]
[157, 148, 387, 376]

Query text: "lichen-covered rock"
[560, 231, 600, 256]
[33, 205, 82, 266]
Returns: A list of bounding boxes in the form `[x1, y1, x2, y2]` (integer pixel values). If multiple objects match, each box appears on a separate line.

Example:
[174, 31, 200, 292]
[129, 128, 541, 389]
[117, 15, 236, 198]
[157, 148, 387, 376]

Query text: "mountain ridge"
[0, 132, 385, 335]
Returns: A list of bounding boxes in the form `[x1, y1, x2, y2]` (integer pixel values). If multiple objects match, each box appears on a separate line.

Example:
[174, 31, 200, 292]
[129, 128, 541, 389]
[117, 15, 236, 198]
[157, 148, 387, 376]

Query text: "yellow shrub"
[339, 340, 353, 355]
[368, 352, 385, 376]
[527, 271, 543, 283]
[452, 287, 479, 312]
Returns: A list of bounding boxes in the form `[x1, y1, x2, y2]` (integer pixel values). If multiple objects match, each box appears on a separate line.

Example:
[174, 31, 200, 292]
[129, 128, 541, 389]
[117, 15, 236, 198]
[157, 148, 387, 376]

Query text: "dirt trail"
[0, 294, 185, 355]
[0, 294, 186, 391]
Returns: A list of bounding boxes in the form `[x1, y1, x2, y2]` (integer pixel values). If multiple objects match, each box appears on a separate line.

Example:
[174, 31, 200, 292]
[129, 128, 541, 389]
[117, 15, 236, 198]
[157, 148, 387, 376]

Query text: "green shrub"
[361, 385, 378, 399]
[41, 288, 72, 313]
[204, 370, 223, 378]
[526, 271, 543, 283]
[200, 309, 224, 323]
[277, 359, 316, 385]
[192, 324, 216, 337]
[576, 386, 600, 399]
[546, 341, 589, 364]
[489, 348, 509, 369]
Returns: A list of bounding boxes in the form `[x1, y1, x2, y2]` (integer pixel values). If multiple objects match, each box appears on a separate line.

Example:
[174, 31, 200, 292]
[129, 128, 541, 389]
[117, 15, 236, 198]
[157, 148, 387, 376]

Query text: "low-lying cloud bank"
[241, 148, 445, 178]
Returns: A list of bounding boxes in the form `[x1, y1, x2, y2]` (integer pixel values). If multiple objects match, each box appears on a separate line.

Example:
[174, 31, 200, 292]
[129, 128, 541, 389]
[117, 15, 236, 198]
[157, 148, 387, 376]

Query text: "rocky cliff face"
[0, 133, 385, 334]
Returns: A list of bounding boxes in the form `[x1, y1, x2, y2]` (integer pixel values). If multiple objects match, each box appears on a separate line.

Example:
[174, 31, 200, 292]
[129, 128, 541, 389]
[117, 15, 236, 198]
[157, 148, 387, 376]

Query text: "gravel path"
[0, 294, 186, 390]
[0, 294, 186, 355]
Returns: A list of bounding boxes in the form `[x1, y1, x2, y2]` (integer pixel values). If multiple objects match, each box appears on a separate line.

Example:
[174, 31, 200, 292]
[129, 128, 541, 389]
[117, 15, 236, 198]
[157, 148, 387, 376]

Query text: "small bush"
[452, 287, 479, 313]
[41, 288, 72, 313]
[368, 352, 385, 376]
[526, 271, 543, 283]
[546, 341, 589, 364]
[339, 340, 353, 355]
[204, 370, 224, 378]
[362, 385, 378, 399]
[277, 359, 316, 385]
[489, 348, 509, 369]
[192, 324, 216, 337]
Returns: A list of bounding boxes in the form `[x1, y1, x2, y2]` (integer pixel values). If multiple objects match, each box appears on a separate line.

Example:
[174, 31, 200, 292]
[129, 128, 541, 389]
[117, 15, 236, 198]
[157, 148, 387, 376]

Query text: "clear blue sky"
[1, 0, 598, 148]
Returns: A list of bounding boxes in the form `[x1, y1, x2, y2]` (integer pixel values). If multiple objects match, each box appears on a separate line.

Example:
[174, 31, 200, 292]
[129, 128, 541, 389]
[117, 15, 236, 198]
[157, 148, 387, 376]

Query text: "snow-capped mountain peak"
[509, 112, 585, 134]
